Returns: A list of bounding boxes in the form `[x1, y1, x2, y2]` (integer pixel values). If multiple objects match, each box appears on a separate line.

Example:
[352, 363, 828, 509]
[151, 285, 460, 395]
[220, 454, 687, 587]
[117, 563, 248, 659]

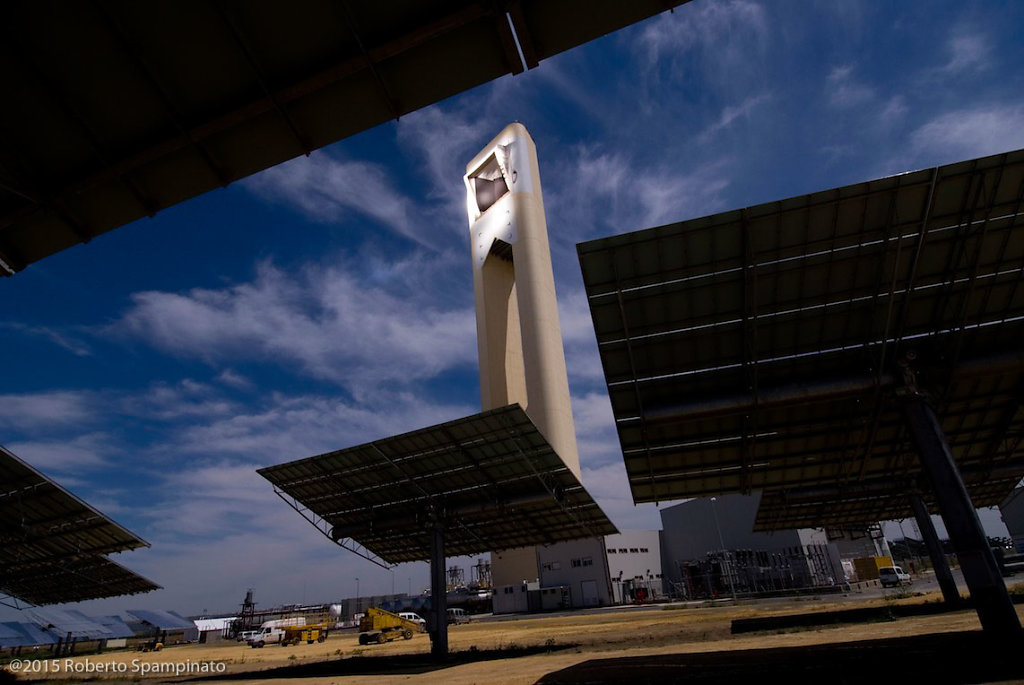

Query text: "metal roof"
[0, 622, 58, 647]
[0, 623, 23, 641]
[93, 615, 137, 639]
[25, 608, 113, 640]
[259, 404, 617, 565]
[126, 609, 195, 631]
[0, 445, 160, 605]
[0, 0, 687, 276]
[578, 148, 1024, 526]
[193, 616, 238, 632]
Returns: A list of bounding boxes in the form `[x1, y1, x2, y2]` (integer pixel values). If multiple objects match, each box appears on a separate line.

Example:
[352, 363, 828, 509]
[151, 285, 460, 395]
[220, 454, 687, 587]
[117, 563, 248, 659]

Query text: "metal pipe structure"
[902, 396, 1022, 639]
[709, 497, 737, 601]
[908, 491, 960, 605]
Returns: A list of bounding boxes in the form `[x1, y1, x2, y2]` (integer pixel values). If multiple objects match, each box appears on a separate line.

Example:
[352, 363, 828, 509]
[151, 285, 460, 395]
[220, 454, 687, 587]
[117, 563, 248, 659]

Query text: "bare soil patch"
[7, 592, 1023, 684]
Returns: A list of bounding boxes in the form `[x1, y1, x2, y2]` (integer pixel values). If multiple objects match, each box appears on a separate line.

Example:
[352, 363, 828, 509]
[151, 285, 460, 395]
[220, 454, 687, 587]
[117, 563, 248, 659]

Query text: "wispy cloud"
[5, 432, 114, 472]
[636, 0, 769, 96]
[169, 390, 475, 463]
[0, 390, 99, 431]
[107, 257, 477, 400]
[122, 380, 239, 422]
[826, 65, 875, 109]
[547, 145, 731, 246]
[395, 103, 494, 222]
[215, 368, 254, 391]
[908, 103, 1024, 165]
[242, 151, 438, 249]
[939, 31, 991, 74]
[581, 461, 662, 531]
[699, 93, 773, 143]
[0, 322, 92, 356]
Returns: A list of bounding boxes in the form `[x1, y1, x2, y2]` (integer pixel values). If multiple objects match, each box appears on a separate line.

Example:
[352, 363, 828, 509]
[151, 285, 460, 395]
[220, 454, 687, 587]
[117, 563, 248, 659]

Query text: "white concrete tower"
[464, 123, 582, 590]
[464, 122, 581, 477]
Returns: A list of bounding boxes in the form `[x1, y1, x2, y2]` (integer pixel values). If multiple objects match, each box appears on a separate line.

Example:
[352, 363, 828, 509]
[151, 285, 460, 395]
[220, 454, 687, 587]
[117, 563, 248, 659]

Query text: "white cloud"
[571, 391, 620, 465]
[638, 1, 768, 66]
[909, 103, 1024, 165]
[0, 390, 99, 431]
[5, 432, 113, 472]
[879, 96, 909, 126]
[940, 32, 991, 74]
[108, 257, 478, 400]
[826, 65, 874, 109]
[546, 146, 730, 244]
[395, 103, 494, 220]
[121, 380, 238, 421]
[168, 391, 475, 463]
[0, 322, 92, 356]
[216, 368, 254, 391]
[242, 151, 438, 249]
[636, 1, 769, 96]
[699, 93, 773, 142]
[581, 461, 663, 531]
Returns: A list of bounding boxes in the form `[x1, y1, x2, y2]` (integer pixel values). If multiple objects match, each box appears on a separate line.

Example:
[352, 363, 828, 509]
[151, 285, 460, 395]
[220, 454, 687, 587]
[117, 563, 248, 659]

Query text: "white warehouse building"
[604, 530, 664, 602]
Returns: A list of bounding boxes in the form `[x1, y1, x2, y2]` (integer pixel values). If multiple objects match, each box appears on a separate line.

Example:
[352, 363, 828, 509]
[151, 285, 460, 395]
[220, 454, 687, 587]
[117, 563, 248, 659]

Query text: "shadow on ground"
[537, 630, 1023, 684]
[186, 643, 577, 680]
[733, 594, 1024, 633]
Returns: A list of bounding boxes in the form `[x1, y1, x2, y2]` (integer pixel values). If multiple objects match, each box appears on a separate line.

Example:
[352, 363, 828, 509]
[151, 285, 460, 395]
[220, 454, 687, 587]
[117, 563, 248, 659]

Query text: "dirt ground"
[6, 591, 1024, 684]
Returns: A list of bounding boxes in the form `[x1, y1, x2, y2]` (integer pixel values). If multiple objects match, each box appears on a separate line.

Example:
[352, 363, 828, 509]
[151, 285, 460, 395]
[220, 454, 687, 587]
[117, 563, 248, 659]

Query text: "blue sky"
[2, 0, 1024, 618]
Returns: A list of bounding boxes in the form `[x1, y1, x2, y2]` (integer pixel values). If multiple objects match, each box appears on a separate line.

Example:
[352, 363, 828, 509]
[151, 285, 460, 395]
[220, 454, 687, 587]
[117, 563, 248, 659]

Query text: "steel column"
[902, 397, 1021, 639]
[908, 491, 961, 606]
[429, 515, 448, 659]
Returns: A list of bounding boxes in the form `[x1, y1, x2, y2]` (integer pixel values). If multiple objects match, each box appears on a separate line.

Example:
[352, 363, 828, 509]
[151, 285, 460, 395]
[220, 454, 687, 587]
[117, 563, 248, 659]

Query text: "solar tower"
[260, 123, 618, 659]
[464, 123, 604, 591]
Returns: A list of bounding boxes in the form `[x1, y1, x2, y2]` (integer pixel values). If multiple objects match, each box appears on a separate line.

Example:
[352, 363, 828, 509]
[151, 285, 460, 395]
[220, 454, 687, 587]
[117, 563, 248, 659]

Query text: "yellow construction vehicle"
[280, 624, 328, 646]
[357, 607, 423, 644]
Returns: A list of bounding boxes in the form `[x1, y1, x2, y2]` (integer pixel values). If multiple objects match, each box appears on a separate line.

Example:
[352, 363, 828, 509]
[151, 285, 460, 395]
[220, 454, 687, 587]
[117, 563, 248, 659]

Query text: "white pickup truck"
[878, 566, 912, 588]
[246, 618, 306, 648]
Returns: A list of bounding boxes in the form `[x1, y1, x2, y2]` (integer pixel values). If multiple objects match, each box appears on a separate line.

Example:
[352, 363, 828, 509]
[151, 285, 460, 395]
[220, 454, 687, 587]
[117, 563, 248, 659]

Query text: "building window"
[582, 557, 593, 567]
[619, 548, 628, 553]
[608, 549, 617, 554]
[629, 548, 639, 553]
[640, 548, 649, 553]
[571, 558, 582, 568]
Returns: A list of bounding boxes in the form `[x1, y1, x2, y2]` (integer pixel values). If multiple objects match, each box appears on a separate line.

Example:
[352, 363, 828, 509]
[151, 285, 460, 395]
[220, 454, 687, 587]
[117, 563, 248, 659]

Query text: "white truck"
[246, 617, 306, 648]
[878, 566, 912, 588]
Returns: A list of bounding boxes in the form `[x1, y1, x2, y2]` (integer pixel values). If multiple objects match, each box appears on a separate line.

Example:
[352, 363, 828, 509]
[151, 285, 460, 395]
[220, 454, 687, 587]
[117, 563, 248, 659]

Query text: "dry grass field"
[6, 590, 1024, 684]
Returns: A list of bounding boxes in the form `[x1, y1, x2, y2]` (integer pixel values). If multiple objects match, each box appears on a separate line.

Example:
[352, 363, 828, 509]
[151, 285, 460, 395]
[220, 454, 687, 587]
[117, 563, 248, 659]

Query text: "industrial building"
[1001, 488, 1024, 554]
[660, 494, 844, 599]
[604, 531, 665, 602]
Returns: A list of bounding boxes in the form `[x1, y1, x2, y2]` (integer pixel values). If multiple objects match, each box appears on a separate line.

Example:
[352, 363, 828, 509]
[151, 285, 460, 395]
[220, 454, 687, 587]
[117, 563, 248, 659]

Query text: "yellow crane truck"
[280, 624, 328, 646]
[357, 607, 423, 644]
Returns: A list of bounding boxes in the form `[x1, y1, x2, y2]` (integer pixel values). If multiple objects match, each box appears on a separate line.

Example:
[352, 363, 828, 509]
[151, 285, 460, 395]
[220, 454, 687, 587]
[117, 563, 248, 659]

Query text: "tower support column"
[902, 396, 1021, 639]
[429, 515, 449, 659]
[907, 490, 960, 605]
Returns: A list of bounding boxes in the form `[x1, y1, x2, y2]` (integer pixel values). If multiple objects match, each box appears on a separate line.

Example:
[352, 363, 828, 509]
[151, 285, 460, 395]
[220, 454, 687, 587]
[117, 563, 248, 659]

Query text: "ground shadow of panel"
[185, 643, 578, 681]
[537, 631, 1024, 684]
